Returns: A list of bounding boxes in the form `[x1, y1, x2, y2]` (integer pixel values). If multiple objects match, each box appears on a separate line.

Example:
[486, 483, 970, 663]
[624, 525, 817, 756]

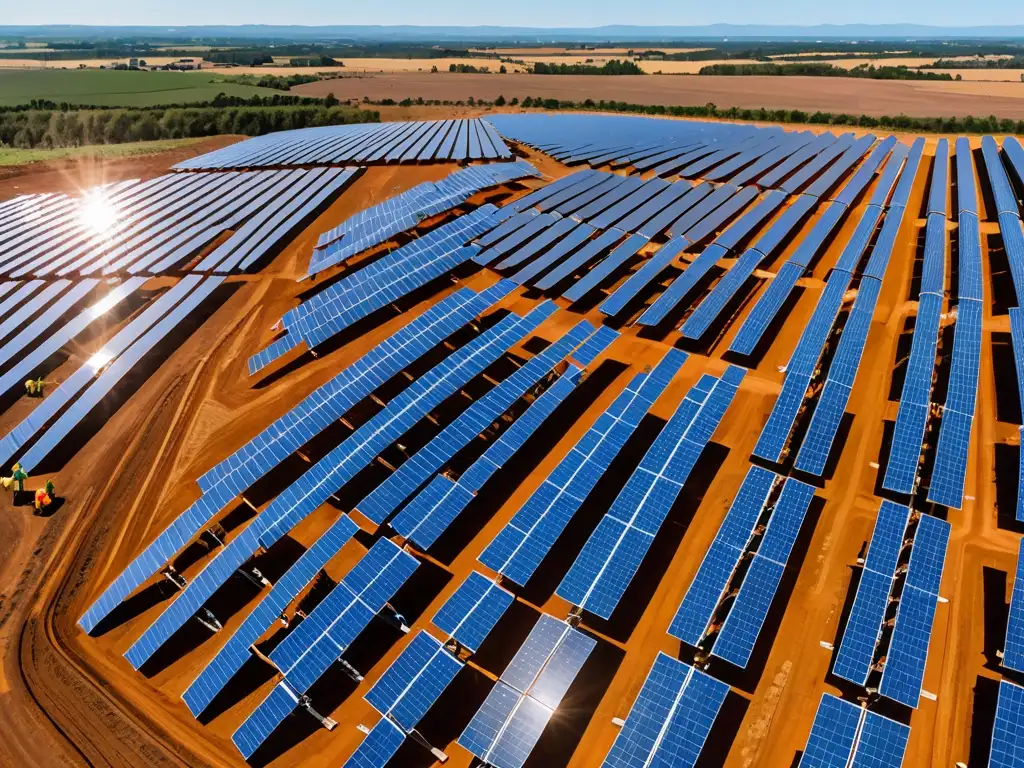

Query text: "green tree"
[324, 92, 339, 107]
[495, 95, 506, 106]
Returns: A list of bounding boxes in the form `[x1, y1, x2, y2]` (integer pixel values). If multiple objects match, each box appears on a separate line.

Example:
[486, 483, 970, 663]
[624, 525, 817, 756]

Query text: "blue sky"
[6, 1, 1022, 27]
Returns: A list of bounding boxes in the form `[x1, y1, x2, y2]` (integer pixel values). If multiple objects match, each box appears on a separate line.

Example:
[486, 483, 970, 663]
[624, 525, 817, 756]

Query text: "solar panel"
[478, 350, 686, 587]
[556, 370, 744, 619]
[511, 221, 596, 285]
[668, 466, 778, 644]
[781, 134, 864, 196]
[342, 717, 406, 768]
[599, 238, 687, 317]
[123, 305, 549, 668]
[833, 500, 910, 686]
[356, 320, 597, 525]
[727, 261, 806, 355]
[712, 477, 815, 668]
[635, 243, 729, 327]
[432, 571, 515, 652]
[269, 539, 418, 690]
[458, 615, 595, 768]
[364, 631, 462, 731]
[494, 217, 582, 271]
[474, 213, 558, 266]
[799, 693, 910, 768]
[231, 680, 300, 760]
[562, 233, 650, 302]
[78, 285, 508, 635]
[928, 139, 951, 217]
[181, 514, 360, 717]
[982, 136, 1021, 217]
[601, 652, 729, 768]
[534, 227, 626, 291]
[759, 132, 841, 190]
[991, 679, 1024, 768]
[878, 514, 949, 707]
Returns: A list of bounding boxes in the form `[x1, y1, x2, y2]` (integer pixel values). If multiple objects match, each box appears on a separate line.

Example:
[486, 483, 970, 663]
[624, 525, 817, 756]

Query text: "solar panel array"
[926, 137, 983, 508]
[78, 282, 512, 635]
[249, 204, 501, 374]
[668, 467, 815, 668]
[4, 276, 225, 472]
[753, 139, 924, 467]
[601, 652, 729, 768]
[0, 168, 358, 277]
[354, 319, 602, 525]
[477, 349, 686, 588]
[233, 538, 419, 759]
[175, 119, 512, 170]
[308, 160, 540, 277]
[124, 301, 558, 670]
[556, 367, 745, 619]
[1002, 538, 1024, 674]
[458, 613, 596, 768]
[799, 693, 910, 768]
[991, 679, 1024, 768]
[883, 138, 951, 496]
[832, 501, 949, 708]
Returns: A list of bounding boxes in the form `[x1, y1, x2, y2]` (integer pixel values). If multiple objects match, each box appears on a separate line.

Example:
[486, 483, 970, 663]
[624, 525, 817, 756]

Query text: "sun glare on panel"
[78, 191, 119, 238]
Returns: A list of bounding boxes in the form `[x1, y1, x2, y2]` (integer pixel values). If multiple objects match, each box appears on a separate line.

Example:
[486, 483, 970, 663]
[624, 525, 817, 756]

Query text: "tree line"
[0, 104, 378, 149]
[923, 56, 1024, 69]
[360, 94, 1024, 135]
[698, 63, 954, 81]
[532, 59, 644, 75]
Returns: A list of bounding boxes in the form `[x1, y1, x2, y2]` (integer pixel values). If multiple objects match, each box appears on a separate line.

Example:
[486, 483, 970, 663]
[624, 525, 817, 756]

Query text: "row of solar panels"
[248, 204, 502, 374]
[306, 160, 541, 277]
[174, 119, 512, 170]
[0, 275, 225, 472]
[994, 540, 1024, 768]
[751, 139, 924, 476]
[0, 168, 357, 277]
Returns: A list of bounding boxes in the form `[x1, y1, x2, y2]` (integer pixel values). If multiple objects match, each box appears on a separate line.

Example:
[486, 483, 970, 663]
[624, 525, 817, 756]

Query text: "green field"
[0, 69, 284, 107]
[0, 137, 212, 166]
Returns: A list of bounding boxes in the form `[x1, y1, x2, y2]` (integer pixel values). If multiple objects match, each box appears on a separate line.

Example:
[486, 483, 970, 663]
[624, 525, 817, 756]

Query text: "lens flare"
[78, 191, 119, 238]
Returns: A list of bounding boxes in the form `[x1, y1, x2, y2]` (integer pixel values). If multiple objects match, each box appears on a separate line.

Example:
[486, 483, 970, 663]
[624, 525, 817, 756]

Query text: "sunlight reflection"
[78, 190, 119, 238]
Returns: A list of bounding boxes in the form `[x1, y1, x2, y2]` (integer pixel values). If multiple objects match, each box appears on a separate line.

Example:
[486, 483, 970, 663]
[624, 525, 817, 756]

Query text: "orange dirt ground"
[295, 72, 1024, 120]
[0, 125, 1017, 768]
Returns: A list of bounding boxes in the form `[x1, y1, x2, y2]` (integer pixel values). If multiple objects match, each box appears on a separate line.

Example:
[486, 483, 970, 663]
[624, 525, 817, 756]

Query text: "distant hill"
[2, 23, 1024, 42]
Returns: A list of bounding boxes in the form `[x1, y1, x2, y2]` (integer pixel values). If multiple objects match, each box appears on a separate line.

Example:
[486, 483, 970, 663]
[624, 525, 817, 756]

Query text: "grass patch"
[0, 69, 282, 107]
[0, 137, 211, 166]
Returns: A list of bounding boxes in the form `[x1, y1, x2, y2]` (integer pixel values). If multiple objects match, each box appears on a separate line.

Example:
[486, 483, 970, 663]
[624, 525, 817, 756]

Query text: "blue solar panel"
[668, 466, 777, 644]
[182, 513, 360, 717]
[928, 139, 951, 218]
[534, 227, 626, 292]
[478, 350, 686, 587]
[511, 221, 596, 285]
[601, 652, 729, 768]
[599, 238, 687, 317]
[563, 233, 650, 303]
[1004, 540, 1024, 674]
[556, 370, 743, 618]
[991, 679, 1024, 768]
[480, 208, 541, 246]
[833, 500, 910, 685]
[751, 372, 811, 463]
[982, 136, 1021, 217]
[356, 320, 597, 525]
[231, 680, 300, 760]
[432, 571, 514, 652]
[781, 134, 862, 196]
[458, 614, 595, 768]
[759, 132, 842, 189]
[878, 514, 949, 708]
[799, 693, 910, 768]
[712, 478, 815, 667]
[364, 631, 462, 731]
[342, 717, 406, 768]
[676, 186, 760, 247]
[727, 262, 806, 355]
[635, 243, 729, 327]
[268, 539, 418, 692]
[124, 306, 547, 669]
[494, 217, 581, 270]
[78, 285, 508, 636]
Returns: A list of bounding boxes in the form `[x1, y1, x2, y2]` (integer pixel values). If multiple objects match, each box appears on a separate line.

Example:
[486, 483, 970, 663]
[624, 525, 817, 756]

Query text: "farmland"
[0, 69, 283, 107]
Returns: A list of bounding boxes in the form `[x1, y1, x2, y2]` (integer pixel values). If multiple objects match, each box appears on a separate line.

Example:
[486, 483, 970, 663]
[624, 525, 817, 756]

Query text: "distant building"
[173, 58, 201, 71]
[129, 58, 139, 68]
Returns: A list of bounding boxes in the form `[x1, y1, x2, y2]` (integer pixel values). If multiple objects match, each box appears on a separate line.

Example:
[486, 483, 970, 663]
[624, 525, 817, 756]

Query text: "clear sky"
[5, 1, 1022, 28]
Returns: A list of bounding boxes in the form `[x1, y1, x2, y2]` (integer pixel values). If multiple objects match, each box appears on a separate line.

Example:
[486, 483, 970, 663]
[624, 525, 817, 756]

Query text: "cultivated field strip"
[50, 114, 1024, 768]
